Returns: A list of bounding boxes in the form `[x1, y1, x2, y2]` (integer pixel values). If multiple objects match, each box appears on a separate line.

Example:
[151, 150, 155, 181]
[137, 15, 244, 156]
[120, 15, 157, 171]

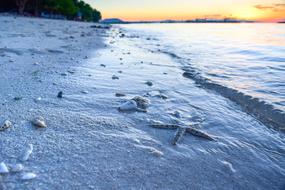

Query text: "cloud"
[254, 3, 285, 12]
[254, 5, 274, 10]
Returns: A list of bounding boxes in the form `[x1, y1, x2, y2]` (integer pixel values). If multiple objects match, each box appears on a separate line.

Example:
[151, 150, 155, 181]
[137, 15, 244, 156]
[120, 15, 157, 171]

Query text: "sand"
[0, 16, 284, 190]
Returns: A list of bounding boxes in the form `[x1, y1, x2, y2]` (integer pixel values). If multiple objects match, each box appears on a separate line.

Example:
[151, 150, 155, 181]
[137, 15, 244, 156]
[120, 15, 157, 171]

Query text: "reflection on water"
[121, 23, 285, 111]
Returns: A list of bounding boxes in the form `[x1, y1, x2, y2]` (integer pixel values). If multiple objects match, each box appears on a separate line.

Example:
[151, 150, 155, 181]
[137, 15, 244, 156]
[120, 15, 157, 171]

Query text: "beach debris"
[112, 75, 119, 80]
[115, 92, 126, 97]
[145, 81, 153, 86]
[57, 91, 63, 98]
[150, 123, 215, 145]
[0, 162, 9, 174]
[21, 172, 37, 180]
[132, 96, 150, 110]
[10, 164, 24, 172]
[32, 116, 47, 128]
[0, 120, 12, 131]
[172, 127, 186, 145]
[23, 144, 33, 161]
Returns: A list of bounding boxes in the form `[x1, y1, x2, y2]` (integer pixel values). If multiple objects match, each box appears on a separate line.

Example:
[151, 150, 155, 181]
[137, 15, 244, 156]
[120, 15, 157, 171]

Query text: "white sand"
[0, 16, 284, 190]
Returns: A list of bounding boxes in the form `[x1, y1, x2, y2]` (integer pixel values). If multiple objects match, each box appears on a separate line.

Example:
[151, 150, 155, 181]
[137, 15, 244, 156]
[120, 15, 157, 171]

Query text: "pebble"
[14, 96, 23, 101]
[100, 64, 106, 67]
[0, 162, 9, 174]
[145, 81, 153, 86]
[81, 90, 89, 94]
[0, 120, 12, 131]
[132, 96, 150, 110]
[32, 116, 47, 128]
[112, 75, 119, 80]
[115, 93, 126, 97]
[22, 172, 37, 180]
[57, 91, 63, 98]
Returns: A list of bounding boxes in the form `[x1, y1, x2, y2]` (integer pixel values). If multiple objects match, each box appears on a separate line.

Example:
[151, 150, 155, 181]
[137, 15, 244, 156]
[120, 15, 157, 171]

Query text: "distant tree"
[92, 9, 101, 22]
[46, 0, 77, 16]
[15, 0, 29, 14]
[74, 1, 101, 22]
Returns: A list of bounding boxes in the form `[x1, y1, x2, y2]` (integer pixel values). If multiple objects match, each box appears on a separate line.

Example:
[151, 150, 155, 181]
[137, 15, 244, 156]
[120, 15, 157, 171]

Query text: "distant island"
[101, 18, 255, 24]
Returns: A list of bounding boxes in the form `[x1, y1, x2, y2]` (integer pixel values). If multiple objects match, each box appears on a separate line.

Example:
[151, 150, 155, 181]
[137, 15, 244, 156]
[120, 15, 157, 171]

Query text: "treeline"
[0, 0, 102, 22]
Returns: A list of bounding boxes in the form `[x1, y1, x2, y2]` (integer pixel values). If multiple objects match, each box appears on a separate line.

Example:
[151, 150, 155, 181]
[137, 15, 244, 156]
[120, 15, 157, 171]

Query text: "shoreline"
[1, 16, 285, 190]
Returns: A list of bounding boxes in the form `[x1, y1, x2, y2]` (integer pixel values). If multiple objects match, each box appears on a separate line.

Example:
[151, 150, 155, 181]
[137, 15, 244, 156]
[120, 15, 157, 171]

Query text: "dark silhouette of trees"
[0, 0, 102, 22]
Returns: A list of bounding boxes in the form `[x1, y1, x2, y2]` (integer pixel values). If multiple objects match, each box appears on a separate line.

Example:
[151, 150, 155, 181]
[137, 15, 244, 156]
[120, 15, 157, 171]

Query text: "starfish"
[150, 123, 216, 145]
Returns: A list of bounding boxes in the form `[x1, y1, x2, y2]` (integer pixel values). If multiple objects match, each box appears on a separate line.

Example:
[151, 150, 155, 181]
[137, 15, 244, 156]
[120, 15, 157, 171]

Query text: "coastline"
[1, 16, 285, 190]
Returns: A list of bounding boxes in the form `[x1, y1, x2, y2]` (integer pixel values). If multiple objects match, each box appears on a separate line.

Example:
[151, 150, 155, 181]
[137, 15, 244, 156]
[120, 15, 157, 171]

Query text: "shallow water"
[77, 24, 285, 189]
[120, 23, 285, 114]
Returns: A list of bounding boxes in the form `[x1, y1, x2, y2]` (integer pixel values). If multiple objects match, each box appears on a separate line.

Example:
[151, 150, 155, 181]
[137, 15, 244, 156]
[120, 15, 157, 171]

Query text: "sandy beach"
[0, 16, 285, 190]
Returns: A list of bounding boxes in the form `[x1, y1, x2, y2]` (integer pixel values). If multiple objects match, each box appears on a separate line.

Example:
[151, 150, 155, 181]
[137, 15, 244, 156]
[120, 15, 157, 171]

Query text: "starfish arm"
[172, 127, 186, 145]
[186, 128, 215, 141]
[150, 124, 179, 130]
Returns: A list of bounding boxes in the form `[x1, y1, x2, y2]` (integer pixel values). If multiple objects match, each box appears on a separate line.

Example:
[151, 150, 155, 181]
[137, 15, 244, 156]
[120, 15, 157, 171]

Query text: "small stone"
[115, 93, 126, 97]
[0, 120, 12, 131]
[118, 100, 137, 112]
[145, 81, 153, 86]
[132, 96, 150, 110]
[100, 64, 106, 67]
[81, 90, 88, 94]
[60, 73, 67, 76]
[14, 96, 22, 101]
[112, 75, 119, 80]
[57, 91, 63, 98]
[32, 116, 47, 128]
[22, 172, 37, 180]
[0, 162, 9, 174]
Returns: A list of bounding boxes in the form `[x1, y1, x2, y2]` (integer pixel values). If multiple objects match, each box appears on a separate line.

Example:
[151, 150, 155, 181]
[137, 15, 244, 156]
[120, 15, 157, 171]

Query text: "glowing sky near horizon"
[85, 0, 285, 21]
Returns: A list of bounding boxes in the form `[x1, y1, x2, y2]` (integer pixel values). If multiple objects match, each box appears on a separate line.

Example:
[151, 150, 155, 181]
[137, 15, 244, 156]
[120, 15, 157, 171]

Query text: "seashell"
[149, 148, 164, 157]
[0, 162, 9, 174]
[118, 100, 137, 111]
[32, 116, 47, 128]
[23, 144, 33, 161]
[10, 164, 24, 172]
[132, 96, 150, 110]
[22, 172, 37, 180]
[0, 120, 12, 131]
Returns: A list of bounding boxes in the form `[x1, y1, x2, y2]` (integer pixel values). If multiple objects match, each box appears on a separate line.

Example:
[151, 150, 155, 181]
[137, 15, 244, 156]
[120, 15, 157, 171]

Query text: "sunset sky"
[84, 0, 285, 22]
